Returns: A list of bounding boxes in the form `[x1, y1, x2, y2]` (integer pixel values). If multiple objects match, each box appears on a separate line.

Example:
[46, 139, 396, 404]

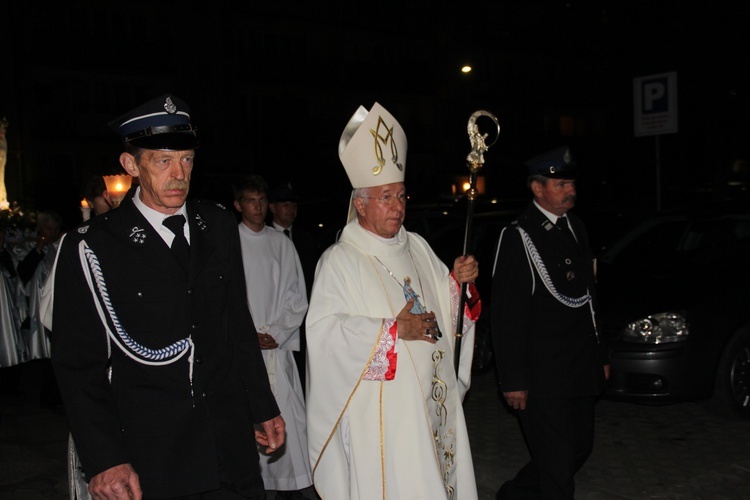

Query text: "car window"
[681, 218, 750, 261]
[602, 215, 750, 270]
[601, 220, 689, 267]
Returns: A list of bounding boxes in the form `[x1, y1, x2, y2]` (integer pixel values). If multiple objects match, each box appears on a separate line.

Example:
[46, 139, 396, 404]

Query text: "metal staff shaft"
[454, 110, 500, 374]
[453, 171, 477, 372]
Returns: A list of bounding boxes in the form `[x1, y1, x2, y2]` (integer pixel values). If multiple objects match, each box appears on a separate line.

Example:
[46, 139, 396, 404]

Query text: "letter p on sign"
[643, 81, 666, 112]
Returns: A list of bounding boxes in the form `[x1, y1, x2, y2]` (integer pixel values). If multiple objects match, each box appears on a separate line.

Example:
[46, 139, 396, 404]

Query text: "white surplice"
[0, 264, 23, 367]
[13, 239, 57, 360]
[237, 223, 313, 491]
[306, 220, 479, 500]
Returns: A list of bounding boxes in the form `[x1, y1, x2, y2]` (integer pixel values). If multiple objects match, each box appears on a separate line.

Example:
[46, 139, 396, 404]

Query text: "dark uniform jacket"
[289, 224, 320, 300]
[491, 202, 606, 398]
[51, 191, 279, 497]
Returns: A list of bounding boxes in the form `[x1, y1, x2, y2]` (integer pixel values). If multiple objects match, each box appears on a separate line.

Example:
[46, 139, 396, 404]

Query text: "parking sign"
[634, 72, 678, 137]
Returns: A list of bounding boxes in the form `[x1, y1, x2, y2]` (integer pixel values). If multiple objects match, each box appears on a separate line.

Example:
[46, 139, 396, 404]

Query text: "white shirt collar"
[533, 200, 565, 225]
[132, 186, 190, 244]
[272, 221, 292, 234]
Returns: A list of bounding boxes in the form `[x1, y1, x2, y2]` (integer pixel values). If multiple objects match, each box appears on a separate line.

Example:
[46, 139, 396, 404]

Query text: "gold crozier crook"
[454, 110, 500, 373]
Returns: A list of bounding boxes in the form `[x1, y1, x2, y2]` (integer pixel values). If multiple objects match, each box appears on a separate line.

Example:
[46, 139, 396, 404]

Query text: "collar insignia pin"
[130, 226, 146, 244]
[195, 213, 207, 231]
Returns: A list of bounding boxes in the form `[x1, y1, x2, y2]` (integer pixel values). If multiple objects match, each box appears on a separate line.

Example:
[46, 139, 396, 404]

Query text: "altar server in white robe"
[306, 102, 482, 500]
[233, 174, 315, 496]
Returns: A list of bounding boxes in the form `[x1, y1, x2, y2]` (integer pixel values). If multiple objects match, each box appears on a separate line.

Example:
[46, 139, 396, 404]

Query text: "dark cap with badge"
[269, 182, 299, 203]
[525, 146, 577, 179]
[109, 94, 198, 151]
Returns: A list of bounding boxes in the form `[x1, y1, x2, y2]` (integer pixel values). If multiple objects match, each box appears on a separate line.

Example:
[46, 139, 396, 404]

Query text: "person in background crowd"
[17, 210, 63, 287]
[0, 228, 16, 279]
[83, 175, 113, 217]
[16, 210, 63, 411]
[491, 146, 609, 500]
[268, 182, 320, 297]
[234, 174, 315, 499]
[51, 94, 285, 499]
[305, 102, 481, 499]
[268, 182, 320, 393]
[0, 227, 23, 392]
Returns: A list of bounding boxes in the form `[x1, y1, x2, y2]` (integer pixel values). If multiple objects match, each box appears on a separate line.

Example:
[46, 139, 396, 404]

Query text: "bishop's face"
[354, 182, 407, 238]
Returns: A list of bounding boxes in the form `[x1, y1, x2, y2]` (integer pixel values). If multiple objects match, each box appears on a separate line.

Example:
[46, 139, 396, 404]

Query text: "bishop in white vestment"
[306, 103, 481, 500]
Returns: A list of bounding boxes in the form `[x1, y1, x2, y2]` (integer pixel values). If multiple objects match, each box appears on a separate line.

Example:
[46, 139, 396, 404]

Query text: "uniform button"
[218, 274, 224, 280]
[194, 357, 202, 364]
[192, 323, 198, 330]
[202, 392, 208, 399]
[137, 292, 143, 298]
[187, 288, 193, 295]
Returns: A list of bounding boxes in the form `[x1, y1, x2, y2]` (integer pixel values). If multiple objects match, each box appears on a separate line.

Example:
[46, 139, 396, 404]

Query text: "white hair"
[352, 187, 370, 205]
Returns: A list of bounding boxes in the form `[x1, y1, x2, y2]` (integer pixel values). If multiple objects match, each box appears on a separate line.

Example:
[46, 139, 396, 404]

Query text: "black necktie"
[163, 215, 189, 270]
[283, 228, 291, 239]
[556, 216, 578, 244]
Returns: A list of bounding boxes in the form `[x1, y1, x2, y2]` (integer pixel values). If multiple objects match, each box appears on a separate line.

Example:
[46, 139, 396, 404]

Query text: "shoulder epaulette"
[72, 212, 112, 236]
[194, 198, 228, 211]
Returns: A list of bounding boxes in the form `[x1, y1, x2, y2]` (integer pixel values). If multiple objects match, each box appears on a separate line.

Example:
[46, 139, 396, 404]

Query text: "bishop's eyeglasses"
[360, 193, 408, 206]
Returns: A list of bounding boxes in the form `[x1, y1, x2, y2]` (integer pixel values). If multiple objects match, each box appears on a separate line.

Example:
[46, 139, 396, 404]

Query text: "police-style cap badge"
[270, 182, 299, 203]
[525, 146, 578, 179]
[109, 94, 198, 151]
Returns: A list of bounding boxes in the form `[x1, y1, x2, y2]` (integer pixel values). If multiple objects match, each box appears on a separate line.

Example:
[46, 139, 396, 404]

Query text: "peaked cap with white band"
[109, 94, 198, 151]
[338, 102, 407, 223]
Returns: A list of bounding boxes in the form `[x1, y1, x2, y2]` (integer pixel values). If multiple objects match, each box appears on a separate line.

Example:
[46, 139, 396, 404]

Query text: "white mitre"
[338, 102, 407, 223]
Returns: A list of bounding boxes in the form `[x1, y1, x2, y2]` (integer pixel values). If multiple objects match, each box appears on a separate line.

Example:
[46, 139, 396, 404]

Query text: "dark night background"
[2, 1, 749, 245]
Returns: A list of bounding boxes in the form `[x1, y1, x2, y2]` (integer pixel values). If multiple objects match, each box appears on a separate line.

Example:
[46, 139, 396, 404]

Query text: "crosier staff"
[454, 110, 500, 373]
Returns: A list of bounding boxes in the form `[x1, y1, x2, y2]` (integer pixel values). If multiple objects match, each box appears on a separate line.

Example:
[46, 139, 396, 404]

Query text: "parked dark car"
[597, 207, 750, 418]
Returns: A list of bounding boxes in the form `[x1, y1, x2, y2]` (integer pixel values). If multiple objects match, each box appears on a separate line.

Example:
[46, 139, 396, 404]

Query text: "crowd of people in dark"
[1, 207, 65, 410]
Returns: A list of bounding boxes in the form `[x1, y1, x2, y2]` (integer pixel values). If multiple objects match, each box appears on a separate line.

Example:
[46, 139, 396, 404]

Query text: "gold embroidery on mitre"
[370, 116, 403, 175]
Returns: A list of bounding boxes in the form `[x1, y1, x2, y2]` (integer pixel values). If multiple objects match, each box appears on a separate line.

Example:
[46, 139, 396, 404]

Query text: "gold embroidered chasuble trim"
[367, 253, 455, 497]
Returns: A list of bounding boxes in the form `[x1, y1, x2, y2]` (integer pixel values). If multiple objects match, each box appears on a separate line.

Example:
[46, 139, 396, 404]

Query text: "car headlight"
[622, 311, 689, 344]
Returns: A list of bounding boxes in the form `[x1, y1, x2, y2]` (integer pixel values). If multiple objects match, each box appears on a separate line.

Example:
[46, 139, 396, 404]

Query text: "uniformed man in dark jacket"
[51, 94, 285, 499]
[491, 146, 609, 500]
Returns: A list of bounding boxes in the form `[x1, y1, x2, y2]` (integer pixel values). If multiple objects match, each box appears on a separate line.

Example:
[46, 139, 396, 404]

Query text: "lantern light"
[103, 174, 132, 208]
